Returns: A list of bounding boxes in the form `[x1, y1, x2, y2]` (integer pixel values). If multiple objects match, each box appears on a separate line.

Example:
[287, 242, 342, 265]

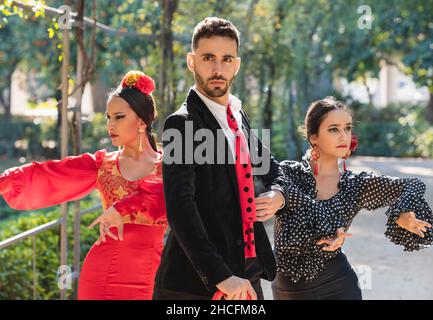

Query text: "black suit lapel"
[239, 110, 250, 145]
[185, 89, 240, 202]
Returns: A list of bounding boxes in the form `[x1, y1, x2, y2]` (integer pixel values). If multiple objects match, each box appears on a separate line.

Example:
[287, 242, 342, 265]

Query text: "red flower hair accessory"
[121, 70, 155, 95]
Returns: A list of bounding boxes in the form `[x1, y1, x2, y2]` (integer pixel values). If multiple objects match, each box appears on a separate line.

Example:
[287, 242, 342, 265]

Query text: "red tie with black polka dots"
[226, 104, 256, 259]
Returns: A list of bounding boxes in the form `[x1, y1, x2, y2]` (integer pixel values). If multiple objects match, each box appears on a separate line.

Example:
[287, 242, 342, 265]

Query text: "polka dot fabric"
[226, 104, 257, 258]
[274, 154, 433, 283]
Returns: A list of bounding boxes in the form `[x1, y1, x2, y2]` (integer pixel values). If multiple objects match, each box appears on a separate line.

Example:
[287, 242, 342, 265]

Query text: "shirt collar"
[192, 85, 242, 114]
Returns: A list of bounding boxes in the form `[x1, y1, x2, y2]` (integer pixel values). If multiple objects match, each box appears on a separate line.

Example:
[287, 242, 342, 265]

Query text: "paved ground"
[261, 156, 433, 300]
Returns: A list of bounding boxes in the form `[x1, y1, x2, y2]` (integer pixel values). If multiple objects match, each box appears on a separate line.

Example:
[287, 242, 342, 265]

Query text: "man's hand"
[396, 211, 432, 238]
[316, 227, 352, 251]
[88, 206, 124, 245]
[255, 190, 284, 222]
[216, 276, 257, 300]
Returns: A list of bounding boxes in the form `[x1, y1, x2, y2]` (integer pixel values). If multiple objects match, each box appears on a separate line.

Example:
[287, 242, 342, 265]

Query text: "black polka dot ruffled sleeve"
[274, 155, 433, 284]
[357, 172, 433, 251]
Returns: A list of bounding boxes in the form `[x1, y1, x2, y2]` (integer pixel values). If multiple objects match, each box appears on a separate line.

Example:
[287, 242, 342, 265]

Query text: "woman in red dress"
[0, 71, 167, 300]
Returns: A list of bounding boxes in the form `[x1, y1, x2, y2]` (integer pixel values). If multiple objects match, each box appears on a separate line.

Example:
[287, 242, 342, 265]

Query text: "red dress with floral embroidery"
[0, 149, 167, 300]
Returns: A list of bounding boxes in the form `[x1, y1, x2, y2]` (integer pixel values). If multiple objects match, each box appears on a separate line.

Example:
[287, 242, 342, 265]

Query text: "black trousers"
[153, 257, 264, 300]
[272, 252, 362, 300]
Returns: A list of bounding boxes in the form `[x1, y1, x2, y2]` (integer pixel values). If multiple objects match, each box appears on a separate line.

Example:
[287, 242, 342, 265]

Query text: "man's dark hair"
[191, 17, 240, 52]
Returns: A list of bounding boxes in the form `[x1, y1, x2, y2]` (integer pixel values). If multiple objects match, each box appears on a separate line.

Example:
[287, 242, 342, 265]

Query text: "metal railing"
[0, 202, 102, 300]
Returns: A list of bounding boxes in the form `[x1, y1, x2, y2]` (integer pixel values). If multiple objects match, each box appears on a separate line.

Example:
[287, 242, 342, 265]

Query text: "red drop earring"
[311, 145, 320, 176]
[342, 150, 351, 171]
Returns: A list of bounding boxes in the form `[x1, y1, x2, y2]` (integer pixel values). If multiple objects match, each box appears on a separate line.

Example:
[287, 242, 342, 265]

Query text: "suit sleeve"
[241, 110, 289, 215]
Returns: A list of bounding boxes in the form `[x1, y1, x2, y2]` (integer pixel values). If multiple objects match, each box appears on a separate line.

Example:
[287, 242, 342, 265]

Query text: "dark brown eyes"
[328, 127, 352, 132]
[105, 115, 126, 120]
[203, 56, 232, 62]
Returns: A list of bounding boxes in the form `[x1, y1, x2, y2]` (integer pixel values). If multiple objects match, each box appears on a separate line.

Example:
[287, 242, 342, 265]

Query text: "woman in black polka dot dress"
[272, 96, 433, 300]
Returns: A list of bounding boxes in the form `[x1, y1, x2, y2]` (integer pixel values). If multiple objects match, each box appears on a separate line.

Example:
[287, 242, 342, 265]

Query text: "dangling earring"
[311, 145, 320, 176]
[138, 128, 145, 152]
[342, 150, 351, 171]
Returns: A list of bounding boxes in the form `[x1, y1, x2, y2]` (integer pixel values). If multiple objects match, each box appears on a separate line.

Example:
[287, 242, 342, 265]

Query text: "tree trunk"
[0, 65, 18, 118]
[71, 0, 86, 156]
[262, 1, 286, 132]
[157, 0, 178, 134]
[0, 88, 11, 118]
[362, 75, 374, 109]
[288, 80, 303, 159]
[236, 0, 259, 103]
[427, 92, 433, 125]
[263, 63, 275, 131]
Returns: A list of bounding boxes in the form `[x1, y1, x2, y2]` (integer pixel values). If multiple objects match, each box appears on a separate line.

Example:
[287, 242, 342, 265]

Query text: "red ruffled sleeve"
[0, 150, 106, 210]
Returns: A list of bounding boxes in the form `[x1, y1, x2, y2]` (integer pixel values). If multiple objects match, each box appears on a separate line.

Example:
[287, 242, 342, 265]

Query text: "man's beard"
[194, 71, 235, 98]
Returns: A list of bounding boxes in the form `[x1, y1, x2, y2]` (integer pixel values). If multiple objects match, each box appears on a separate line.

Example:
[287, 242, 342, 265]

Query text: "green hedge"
[353, 103, 433, 158]
[0, 197, 101, 300]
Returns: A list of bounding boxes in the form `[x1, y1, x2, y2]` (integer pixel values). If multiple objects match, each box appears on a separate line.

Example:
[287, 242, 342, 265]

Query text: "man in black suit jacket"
[153, 17, 289, 300]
